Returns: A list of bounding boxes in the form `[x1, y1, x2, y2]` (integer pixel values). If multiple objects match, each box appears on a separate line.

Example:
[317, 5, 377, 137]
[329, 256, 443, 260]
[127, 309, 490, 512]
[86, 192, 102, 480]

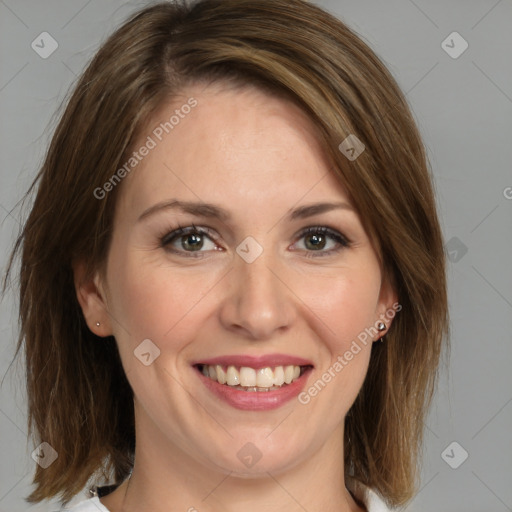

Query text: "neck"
[103, 407, 365, 512]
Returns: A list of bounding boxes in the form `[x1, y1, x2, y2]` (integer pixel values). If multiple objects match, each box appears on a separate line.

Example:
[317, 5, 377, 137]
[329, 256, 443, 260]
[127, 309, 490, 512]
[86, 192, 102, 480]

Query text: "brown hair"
[5, 0, 448, 507]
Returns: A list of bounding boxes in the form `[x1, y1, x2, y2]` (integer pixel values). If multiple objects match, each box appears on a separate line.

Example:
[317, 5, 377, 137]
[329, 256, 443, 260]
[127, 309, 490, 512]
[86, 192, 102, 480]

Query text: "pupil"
[306, 234, 325, 250]
[182, 233, 203, 251]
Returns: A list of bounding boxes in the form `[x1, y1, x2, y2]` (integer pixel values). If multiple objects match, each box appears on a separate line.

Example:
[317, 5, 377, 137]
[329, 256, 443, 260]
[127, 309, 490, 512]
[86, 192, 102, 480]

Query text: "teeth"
[274, 366, 285, 386]
[256, 367, 274, 387]
[226, 365, 240, 386]
[228, 385, 282, 392]
[240, 367, 256, 387]
[284, 365, 294, 384]
[200, 364, 305, 389]
[216, 365, 227, 384]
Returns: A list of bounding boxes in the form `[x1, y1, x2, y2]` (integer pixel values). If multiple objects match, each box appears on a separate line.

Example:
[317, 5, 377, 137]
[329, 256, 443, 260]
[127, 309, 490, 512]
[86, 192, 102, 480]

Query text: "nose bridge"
[219, 245, 294, 339]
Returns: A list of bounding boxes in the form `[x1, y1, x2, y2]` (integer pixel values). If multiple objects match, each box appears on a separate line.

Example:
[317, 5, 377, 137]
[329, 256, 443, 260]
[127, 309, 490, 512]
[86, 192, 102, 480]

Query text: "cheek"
[295, 271, 380, 417]
[105, 245, 223, 352]
[104, 255, 212, 407]
[293, 264, 382, 352]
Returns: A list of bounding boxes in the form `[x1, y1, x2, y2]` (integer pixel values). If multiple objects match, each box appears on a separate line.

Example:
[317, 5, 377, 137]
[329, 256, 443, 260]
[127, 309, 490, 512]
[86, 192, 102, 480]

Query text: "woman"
[6, 0, 448, 511]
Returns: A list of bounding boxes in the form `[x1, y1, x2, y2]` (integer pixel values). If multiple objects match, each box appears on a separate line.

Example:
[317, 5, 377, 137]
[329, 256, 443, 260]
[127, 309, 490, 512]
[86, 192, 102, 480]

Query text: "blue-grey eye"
[295, 226, 349, 253]
[162, 226, 217, 254]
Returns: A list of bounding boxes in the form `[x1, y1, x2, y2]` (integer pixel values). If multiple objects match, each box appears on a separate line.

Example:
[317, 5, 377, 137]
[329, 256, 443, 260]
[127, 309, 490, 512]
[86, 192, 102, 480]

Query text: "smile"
[192, 355, 314, 410]
[197, 364, 308, 391]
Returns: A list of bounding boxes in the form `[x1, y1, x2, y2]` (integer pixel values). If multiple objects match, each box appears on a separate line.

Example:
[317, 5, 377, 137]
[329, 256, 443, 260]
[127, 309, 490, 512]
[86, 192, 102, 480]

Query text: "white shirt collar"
[76, 480, 393, 512]
[347, 478, 394, 511]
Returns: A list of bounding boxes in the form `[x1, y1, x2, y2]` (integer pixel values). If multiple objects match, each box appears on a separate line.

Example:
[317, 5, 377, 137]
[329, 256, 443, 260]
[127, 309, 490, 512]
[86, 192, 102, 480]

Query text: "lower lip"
[196, 367, 312, 411]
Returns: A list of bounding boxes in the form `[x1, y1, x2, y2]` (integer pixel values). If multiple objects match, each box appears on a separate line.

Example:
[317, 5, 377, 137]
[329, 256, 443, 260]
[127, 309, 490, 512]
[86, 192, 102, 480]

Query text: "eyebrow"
[137, 199, 354, 223]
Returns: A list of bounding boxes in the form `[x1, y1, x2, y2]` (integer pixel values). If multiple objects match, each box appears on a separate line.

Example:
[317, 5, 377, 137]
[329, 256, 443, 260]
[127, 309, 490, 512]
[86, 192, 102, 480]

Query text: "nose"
[218, 250, 296, 340]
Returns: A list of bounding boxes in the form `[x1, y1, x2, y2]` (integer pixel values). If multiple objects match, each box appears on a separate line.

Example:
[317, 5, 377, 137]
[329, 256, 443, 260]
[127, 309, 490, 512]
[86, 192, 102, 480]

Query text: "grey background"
[0, 0, 511, 511]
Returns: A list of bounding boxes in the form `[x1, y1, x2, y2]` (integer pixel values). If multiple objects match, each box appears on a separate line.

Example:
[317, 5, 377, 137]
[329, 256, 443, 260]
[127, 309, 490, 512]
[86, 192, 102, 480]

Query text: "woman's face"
[89, 83, 396, 476]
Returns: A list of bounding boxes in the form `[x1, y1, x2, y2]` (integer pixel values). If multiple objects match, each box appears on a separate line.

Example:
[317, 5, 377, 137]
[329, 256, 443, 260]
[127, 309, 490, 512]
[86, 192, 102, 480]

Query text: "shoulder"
[347, 478, 396, 512]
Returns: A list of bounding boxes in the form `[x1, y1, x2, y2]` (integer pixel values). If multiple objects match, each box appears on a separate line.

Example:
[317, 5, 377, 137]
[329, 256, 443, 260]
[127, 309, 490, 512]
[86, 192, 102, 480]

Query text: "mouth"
[191, 355, 314, 410]
[195, 363, 312, 392]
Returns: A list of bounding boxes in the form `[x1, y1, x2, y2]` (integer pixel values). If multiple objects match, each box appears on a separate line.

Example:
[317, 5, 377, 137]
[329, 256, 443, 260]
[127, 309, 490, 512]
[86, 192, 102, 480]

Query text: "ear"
[374, 274, 399, 341]
[73, 260, 112, 337]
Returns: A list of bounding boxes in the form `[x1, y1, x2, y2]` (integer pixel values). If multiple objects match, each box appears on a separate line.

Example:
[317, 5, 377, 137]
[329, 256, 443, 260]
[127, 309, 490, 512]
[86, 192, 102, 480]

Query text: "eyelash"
[159, 223, 351, 258]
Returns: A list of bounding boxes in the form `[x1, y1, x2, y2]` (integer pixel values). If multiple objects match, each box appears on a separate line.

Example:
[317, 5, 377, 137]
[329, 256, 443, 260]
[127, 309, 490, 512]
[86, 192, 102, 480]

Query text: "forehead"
[117, 83, 351, 218]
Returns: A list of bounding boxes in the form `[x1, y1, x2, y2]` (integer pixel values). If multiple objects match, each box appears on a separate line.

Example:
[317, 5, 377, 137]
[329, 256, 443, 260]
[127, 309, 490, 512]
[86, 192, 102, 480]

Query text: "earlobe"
[374, 276, 399, 342]
[73, 261, 112, 337]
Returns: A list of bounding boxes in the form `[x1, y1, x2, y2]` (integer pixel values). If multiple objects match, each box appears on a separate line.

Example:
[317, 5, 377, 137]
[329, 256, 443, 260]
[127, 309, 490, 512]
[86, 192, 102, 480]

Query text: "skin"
[75, 82, 397, 512]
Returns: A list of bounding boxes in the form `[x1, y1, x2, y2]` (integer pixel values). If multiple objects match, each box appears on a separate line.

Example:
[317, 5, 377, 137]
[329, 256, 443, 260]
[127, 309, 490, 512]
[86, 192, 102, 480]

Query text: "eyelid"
[160, 224, 223, 258]
[159, 224, 351, 258]
[296, 225, 350, 245]
[290, 225, 351, 259]
[160, 223, 219, 246]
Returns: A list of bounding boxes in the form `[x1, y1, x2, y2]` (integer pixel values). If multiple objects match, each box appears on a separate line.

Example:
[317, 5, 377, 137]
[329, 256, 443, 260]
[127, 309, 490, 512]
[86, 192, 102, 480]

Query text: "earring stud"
[376, 321, 387, 342]
[96, 322, 100, 327]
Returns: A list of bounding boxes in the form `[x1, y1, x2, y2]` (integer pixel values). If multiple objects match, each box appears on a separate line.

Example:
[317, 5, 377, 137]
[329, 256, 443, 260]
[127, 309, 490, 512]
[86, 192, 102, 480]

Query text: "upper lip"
[192, 354, 314, 368]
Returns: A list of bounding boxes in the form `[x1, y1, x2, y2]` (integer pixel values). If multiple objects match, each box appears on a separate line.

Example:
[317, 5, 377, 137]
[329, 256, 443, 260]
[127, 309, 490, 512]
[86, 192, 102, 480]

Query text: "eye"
[292, 226, 350, 257]
[160, 225, 221, 257]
